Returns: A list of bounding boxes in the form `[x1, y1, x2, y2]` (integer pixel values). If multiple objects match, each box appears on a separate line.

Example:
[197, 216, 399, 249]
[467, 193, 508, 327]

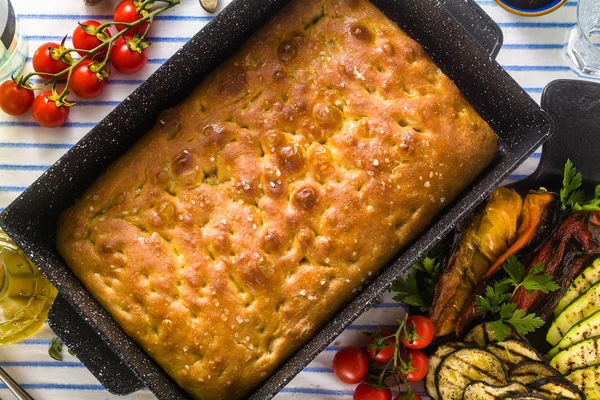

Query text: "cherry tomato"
[332, 346, 369, 384]
[401, 349, 429, 382]
[354, 383, 392, 400]
[31, 92, 70, 128]
[367, 328, 396, 364]
[114, 0, 149, 37]
[402, 315, 435, 350]
[33, 42, 70, 80]
[72, 20, 112, 58]
[0, 80, 34, 115]
[394, 395, 422, 400]
[70, 60, 109, 99]
[110, 37, 148, 74]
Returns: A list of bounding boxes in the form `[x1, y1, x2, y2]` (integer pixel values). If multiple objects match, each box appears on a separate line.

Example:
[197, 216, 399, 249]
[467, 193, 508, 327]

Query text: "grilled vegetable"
[465, 322, 520, 347]
[463, 381, 529, 400]
[509, 361, 560, 385]
[486, 340, 544, 369]
[426, 342, 470, 399]
[506, 395, 550, 400]
[550, 336, 600, 375]
[513, 213, 597, 315]
[435, 348, 507, 400]
[547, 280, 600, 346]
[555, 257, 600, 317]
[430, 188, 523, 336]
[530, 377, 585, 400]
[566, 365, 600, 399]
[547, 310, 600, 358]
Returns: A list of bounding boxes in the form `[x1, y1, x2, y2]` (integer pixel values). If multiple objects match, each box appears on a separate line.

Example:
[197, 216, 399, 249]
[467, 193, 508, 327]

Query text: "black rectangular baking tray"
[0, 0, 552, 399]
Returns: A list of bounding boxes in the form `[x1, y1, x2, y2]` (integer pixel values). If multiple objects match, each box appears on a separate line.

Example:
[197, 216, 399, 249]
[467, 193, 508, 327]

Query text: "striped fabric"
[0, 0, 589, 399]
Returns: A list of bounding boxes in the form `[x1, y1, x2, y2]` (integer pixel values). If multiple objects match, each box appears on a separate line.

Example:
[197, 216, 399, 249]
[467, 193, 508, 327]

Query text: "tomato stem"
[11, 0, 180, 104]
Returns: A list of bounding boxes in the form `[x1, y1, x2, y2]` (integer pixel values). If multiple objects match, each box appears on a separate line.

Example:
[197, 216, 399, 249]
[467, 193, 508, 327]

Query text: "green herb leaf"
[503, 256, 526, 286]
[49, 337, 63, 361]
[391, 273, 430, 312]
[521, 272, 560, 294]
[489, 320, 511, 342]
[391, 253, 443, 312]
[561, 159, 600, 211]
[505, 309, 546, 335]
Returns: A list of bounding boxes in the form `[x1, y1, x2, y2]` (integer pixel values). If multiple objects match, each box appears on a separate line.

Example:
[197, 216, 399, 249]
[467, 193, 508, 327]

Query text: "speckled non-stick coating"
[0, 0, 553, 399]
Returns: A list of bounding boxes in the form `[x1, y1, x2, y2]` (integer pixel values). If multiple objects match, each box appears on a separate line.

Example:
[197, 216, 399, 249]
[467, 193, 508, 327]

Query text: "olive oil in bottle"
[0, 230, 56, 344]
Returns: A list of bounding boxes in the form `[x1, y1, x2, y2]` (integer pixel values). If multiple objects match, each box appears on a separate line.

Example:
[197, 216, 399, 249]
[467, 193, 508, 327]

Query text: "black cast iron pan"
[0, 0, 552, 398]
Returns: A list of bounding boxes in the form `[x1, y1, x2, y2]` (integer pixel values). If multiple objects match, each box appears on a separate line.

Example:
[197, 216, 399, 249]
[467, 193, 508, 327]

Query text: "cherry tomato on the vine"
[400, 349, 429, 382]
[70, 60, 109, 99]
[0, 80, 34, 115]
[402, 315, 435, 350]
[394, 395, 423, 400]
[32, 42, 71, 80]
[367, 327, 396, 364]
[114, 0, 149, 37]
[110, 37, 148, 74]
[72, 20, 112, 58]
[332, 346, 369, 384]
[353, 383, 392, 400]
[31, 92, 70, 128]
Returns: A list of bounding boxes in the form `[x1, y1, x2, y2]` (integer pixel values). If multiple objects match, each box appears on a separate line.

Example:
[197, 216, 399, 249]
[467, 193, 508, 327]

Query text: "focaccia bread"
[57, 0, 498, 398]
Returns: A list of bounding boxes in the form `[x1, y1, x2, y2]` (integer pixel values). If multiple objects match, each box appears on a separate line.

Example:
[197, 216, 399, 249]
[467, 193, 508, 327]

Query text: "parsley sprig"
[475, 256, 559, 341]
[391, 255, 442, 312]
[561, 159, 600, 211]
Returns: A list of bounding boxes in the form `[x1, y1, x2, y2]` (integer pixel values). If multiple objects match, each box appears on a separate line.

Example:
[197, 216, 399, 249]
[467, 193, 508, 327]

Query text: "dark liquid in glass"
[502, 0, 557, 9]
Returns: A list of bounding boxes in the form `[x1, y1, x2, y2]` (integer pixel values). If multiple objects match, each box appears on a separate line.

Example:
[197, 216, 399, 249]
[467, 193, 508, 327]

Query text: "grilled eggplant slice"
[506, 395, 549, 400]
[566, 364, 600, 398]
[509, 361, 560, 385]
[486, 340, 544, 369]
[435, 348, 507, 400]
[550, 335, 600, 375]
[548, 280, 600, 346]
[555, 257, 600, 317]
[465, 322, 519, 348]
[463, 381, 529, 400]
[426, 342, 470, 400]
[548, 310, 600, 358]
[530, 377, 585, 400]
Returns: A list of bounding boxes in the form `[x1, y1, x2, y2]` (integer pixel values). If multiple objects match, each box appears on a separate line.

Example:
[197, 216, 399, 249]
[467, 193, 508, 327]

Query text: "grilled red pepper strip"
[512, 213, 597, 312]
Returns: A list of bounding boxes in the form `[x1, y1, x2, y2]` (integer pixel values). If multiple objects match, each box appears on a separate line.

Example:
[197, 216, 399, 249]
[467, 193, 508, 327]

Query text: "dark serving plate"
[0, 0, 552, 399]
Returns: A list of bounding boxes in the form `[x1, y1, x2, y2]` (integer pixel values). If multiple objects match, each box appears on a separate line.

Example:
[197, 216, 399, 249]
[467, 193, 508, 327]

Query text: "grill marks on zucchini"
[463, 381, 529, 400]
[548, 310, 600, 358]
[555, 257, 600, 317]
[550, 335, 600, 375]
[486, 340, 544, 369]
[530, 377, 586, 400]
[548, 280, 600, 346]
[509, 361, 560, 385]
[566, 365, 600, 397]
[435, 348, 507, 400]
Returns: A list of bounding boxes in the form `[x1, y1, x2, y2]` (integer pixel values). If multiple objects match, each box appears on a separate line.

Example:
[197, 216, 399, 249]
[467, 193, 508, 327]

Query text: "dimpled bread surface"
[56, 0, 498, 398]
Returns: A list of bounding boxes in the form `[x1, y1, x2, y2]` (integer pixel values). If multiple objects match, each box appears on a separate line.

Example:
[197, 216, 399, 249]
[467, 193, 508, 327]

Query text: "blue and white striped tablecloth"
[0, 0, 592, 399]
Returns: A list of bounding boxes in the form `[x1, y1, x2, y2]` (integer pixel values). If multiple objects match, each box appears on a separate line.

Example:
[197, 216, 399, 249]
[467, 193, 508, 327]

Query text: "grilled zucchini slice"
[550, 335, 600, 374]
[486, 340, 544, 369]
[426, 342, 470, 400]
[566, 364, 600, 399]
[435, 348, 507, 400]
[508, 361, 560, 385]
[530, 377, 586, 400]
[548, 280, 600, 346]
[463, 381, 528, 400]
[505, 395, 549, 400]
[548, 310, 600, 358]
[465, 322, 518, 347]
[555, 257, 600, 317]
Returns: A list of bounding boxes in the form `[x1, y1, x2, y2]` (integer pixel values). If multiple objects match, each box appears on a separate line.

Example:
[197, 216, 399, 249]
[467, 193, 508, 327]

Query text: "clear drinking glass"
[0, 0, 28, 82]
[564, 0, 600, 78]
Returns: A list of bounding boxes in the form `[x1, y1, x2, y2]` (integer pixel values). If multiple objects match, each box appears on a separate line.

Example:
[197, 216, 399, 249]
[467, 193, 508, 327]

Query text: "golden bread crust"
[57, 0, 498, 398]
